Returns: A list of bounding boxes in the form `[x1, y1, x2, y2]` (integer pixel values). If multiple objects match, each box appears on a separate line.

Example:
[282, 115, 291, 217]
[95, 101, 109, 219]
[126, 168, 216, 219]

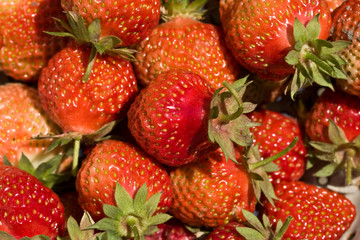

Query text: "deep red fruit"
[0, 165, 66, 239]
[127, 69, 216, 166]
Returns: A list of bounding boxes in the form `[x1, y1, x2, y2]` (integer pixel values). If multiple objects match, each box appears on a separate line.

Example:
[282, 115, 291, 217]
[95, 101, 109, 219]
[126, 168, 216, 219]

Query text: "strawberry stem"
[345, 148, 355, 185]
[249, 137, 298, 171]
[218, 81, 244, 123]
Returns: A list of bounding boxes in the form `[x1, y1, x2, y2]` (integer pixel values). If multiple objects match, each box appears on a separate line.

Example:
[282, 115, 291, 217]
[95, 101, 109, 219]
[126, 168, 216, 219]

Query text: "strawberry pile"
[0, 0, 359, 239]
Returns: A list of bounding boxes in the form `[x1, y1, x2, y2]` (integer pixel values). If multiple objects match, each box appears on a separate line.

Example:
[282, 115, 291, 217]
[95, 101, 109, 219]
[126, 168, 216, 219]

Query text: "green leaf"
[88, 217, 119, 232]
[67, 215, 85, 240]
[114, 182, 134, 214]
[236, 227, 266, 240]
[285, 50, 300, 65]
[2, 155, 12, 166]
[82, 46, 97, 82]
[148, 213, 173, 226]
[314, 162, 342, 177]
[308, 141, 337, 153]
[145, 192, 162, 217]
[293, 18, 308, 45]
[328, 119, 348, 145]
[88, 19, 101, 42]
[17, 154, 35, 175]
[103, 204, 124, 220]
[133, 184, 148, 214]
[306, 14, 320, 40]
[242, 209, 266, 234]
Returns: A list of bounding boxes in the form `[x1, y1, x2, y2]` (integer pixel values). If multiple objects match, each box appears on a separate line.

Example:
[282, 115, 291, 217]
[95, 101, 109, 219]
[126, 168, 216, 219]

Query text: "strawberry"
[61, 0, 161, 46]
[330, 0, 360, 96]
[0, 0, 66, 82]
[38, 41, 138, 135]
[248, 109, 307, 184]
[145, 218, 196, 240]
[127, 69, 215, 166]
[326, 0, 346, 12]
[133, 0, 241, 90]
[0, 165, 66, 239]
[205, 222, 246, 240]
[75, 139, 173, 222]
[262, 180, 356, 240]
[169, 148, 256, 228]
[0, 83, 64, 167]
[128, 69, 257, 166]
[219, 0, 347, 98]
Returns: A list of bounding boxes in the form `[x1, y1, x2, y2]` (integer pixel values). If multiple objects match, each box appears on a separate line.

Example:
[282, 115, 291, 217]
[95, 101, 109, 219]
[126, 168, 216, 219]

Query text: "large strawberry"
[330, 0, 360, 96]
[133, 0, 241, 90]
[248, 109, 307, 184]
[262, 180, 356, 240]
[76, 140, 173, 223]
[61, 0, 161, 46]
[169, 148, 256, 228]
[0, 83, 64, 167]
[220, 0, 347, 98]
[127, 69, 257, 166]
[0, 165, 66, 239]
[305, 88, 360, 184]
[0, 0, 66, 82]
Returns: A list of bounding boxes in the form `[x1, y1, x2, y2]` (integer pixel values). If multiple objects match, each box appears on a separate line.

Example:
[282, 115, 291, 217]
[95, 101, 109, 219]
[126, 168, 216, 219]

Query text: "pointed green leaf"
[0, 232, 17, 240]
[306, 14, 320, 40]
[308, 141, 337, 153]
[328, 119, 348, 145]
[88, 19, 101, 42]
[99, 36, 122, 51]
[293, 18, 307, 45]
[44, 31, 75, 38]
[2, 155, 12, 166]
[242, 209, 266, 234]
[236, 227, 266, 240]
[145, 192, 162, 217]
[114, 182, 134, 214]
[133, 184, 148, 214]
[148, 213, 173, 226]
[103, 204, 124, 220]
[88, 217, 119, 232]
[66, 216, 85, 240]
[285, 50, 300, 66]
[314, 162, 341, 177]
[18, 154, 35, 175]
[82, 47, 97, 82]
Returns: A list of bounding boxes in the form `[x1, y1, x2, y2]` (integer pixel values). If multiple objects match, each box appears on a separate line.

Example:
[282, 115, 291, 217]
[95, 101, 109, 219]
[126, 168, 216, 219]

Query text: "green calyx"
[162, 0, 208, 21]
[87, 182, 172, 240]
[45, 11, 136, 82]
[308, 119, 360, 185]
[0, 232, 50, 240]
[237, 209, 293, 240]
[243, 137, 298, 206]
[208, 76, 260, 162]
[285, 15, 350, 99]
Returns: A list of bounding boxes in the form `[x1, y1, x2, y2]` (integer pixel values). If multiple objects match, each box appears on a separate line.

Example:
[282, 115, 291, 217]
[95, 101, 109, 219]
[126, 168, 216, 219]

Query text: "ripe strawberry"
[326, 0, 345, 12]
[0, 165, 66, 239]
[76, 139, 173, 221]
[38, 41, 138, 135]
[248, 109, 307, 184]
[305, 88, 360, 184]
[0, 0, 66, 81]
[0, 83, 63, 167]
[127, 69, 215, 166]
[205, 222, 246, 240]
[219, 0, 346, 98]
[145, 218, 196, 240]
[61, 0, 161, 46]
[330, 0, 360, 96]
[169, 148, 256, 228]
[133, 0, 241, 90]
[262, 180, 356, 240]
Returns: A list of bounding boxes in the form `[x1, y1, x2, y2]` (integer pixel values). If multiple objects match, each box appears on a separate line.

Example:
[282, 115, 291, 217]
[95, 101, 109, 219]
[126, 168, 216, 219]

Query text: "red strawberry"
[0, 165, 66, 239]
[76, 139, 173, 221]
[262, 180, 356, 240]
[38, 41, 138, 135]
[61, 0, 161, 46]
[330, 0, 360, 96]
[248, 109, 307, 184]
[205, 222, 246, 240]
[219, 0, 346, 98]
[145, 218, 196, 240]
[0, 83, 63, 167]
[0, 0, 66, 81]
[133, 0, 241, 90]
[127, 69, 215, 166]
[169, 148, 256, 228]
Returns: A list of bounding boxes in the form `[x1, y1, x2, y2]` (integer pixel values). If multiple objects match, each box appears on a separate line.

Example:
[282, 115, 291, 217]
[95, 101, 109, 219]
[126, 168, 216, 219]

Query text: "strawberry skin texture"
[145, 218, 196, 240]
[331, 0, 360, 96]
[0, 0, 66, 81]
[127, 69, 216, 166]
[248, 109, 307, 183]
[219, 0, 332, 80]
[305, 88, 360, 142]
[133, 17, 241, 90]
[169, 148, 256, 228]
[263, 181, 356, 240]
[0, 165, 65, 239]
[38, 42, 138, 134]
[76, 140, 173, 221]
[205, 222, 245, 240]
[61, 0, 161, 46]
[0, 83, 61, 166]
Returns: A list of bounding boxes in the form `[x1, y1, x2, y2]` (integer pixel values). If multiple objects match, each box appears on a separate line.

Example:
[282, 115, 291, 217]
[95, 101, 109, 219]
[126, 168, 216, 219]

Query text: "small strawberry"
[330, 0, 360, 96]
[61, 0, 161, 46]
[220, 0, 347, 98]
[262, 180, 356, 240]
[133, 0, 241, 90]
[0, 165, 66, 239]
[76, 140, 173, 222]
[169, 147, 256, 228]
[127, 69, 257, 166]
[248, 109, 307, 184]
[305, 88, 360, 184]
[0, 0, 66, 81]
[145, 218, 196, 240]
[0, 83, 64, 167]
